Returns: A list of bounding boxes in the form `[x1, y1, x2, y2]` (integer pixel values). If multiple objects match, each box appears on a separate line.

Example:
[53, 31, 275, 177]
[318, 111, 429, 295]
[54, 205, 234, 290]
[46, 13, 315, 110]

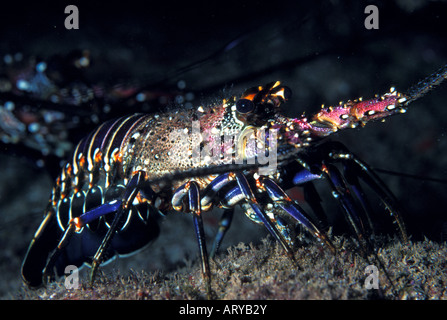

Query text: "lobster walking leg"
[41, 200, 123, 283]
[234, 172, 296, 263]
[322, 163, 369, 244]
[200, 173, 237, 257]
[210, 208, 234, 258]
[302, 181, 329, 231]
[323, 141, 408, 242]
[172, 172, 298, 296]
[188, 181, 212, 298]
[344, 156, 408, 242]
[192, 218, 212, 297]
[89, 170, 146, 282]
[172, 181, 212, 298]
[202, 172, 302, 259]
[258, 176, 335, 252]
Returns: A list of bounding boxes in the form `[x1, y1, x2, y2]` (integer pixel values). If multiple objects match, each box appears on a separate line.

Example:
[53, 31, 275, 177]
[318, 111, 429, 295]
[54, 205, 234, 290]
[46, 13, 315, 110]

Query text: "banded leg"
[302, 181, 329, 231]
[200, 171, 292, 258]
[233, 172, 296, 263]
[322, 163, 368, 244]
[200, 173, 237, 257]
[281, 162, 331, 234]
[341, 164, 376, 237]
[210, 208, 234, 258]
[208, 172, 298, 261]
[343, 156, 408, 242]
[259, 176, 335, 253]
[42, 199, 123, 282]
[172, 181, 212, 299]
[326, 141, 408, 242]
[288, 156, 375, 255]
[321, 161, 399, 295]
[89, 170, 146, 282]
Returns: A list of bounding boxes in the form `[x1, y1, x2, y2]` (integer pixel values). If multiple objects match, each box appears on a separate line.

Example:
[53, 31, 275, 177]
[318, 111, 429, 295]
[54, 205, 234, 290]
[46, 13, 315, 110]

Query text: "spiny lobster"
[21, 64, 447, 298]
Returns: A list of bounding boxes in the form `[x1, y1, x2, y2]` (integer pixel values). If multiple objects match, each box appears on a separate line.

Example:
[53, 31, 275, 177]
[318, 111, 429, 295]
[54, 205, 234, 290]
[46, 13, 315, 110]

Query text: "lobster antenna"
[404, 64, 447, 105]
[372, 167, 447, 185]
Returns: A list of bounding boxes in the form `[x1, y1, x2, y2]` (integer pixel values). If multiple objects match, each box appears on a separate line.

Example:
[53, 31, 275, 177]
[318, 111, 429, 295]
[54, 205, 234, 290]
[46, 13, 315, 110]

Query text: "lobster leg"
[173, 173, 237, 259]
[281, 161, 329, 231]
[233, 172, 296, 263]
[171, 172, 298, 296]
[89, 170, 146, 282]
[259, 176, 335, 253]
[41, 199, 124, 282]
[210, 208, 234, 258]
[302, 181, 329, 230]
[172, 181, 212, 299]
[323, 160, 400, 295]
[324, 141, 408, 242]
[189, 183, 212, 299]
[203, 172, 297, 261]
[321, 161, 397, 294]
[345, 156, 408, 242]
[341, 165, 376, 236]
[289, 155, 373, 253]
[290, 141, 407, 243]
[200, 171, 293, 257]
[200, 172, 237, 257]
[322, 163, 369, 243]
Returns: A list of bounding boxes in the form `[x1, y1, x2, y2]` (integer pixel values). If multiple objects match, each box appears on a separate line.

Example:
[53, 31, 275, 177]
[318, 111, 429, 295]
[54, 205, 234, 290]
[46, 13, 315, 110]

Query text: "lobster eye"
[236, 99, 255, 114]
[282, 86, 292, 101]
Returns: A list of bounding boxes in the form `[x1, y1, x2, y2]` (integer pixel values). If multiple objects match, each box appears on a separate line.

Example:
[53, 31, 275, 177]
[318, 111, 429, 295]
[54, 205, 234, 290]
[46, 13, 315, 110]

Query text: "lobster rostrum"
[21, 65, 447, 298]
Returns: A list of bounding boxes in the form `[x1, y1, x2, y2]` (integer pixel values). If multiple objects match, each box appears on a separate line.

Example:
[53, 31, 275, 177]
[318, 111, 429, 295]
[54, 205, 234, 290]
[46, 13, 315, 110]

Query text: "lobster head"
[235, 81, 292, 126]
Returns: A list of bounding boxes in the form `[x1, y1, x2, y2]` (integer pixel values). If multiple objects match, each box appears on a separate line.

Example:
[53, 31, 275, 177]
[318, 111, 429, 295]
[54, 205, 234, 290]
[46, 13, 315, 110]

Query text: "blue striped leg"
[89, 171, 147, 282]
[210, 208, 234, 258]
[200, 173, 236, 257]
[292, 168, 327, 222]
[201, 172, 297, 262]
[233, 172, 296, 263]
[292, 161, 366, 241]
[322, 160, 399, 293]
[42, 200, 122, 283]
[172, 181, 212, 299]
[259, 176, 335, 253]
[310, 140, 407, 242]
[321, 163, 370, 246]
[341, 154, 408, 242]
